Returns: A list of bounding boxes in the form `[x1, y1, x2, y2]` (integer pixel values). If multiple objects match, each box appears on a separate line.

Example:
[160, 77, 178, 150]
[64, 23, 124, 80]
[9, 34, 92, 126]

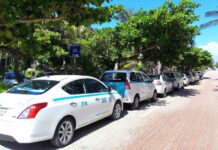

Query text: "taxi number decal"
[0, 108, 7, 116]
[101, 98, 107, 103]
[81, 101, 88, 107]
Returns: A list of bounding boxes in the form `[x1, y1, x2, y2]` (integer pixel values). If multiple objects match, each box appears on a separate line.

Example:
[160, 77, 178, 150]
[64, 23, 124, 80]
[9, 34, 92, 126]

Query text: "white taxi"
[0, 75, 123, 148]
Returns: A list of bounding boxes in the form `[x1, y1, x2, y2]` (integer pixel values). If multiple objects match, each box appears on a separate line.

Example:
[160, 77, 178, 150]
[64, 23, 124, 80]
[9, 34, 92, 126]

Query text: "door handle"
[95, 98, 100, 101]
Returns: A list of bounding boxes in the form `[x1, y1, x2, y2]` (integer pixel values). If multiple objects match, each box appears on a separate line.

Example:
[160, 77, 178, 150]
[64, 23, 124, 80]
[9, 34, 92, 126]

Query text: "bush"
[0, 83, 11, 93]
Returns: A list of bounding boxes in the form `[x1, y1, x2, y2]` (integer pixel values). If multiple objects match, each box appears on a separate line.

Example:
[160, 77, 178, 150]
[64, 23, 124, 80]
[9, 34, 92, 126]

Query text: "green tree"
[101, 0, 200, 69]
[0, 0, 122, 81]
[178, 48, 214, 71]
[215, 62, 218, 68]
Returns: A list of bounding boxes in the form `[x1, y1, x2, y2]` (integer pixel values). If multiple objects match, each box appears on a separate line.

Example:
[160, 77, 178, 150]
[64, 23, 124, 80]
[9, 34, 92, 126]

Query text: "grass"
[0, 83, 11, 93]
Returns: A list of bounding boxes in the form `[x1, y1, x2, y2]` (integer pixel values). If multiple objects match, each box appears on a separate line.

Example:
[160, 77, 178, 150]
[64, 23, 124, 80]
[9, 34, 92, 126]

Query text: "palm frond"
[200, 19, 218, 29]
[205, 11, 218, 17]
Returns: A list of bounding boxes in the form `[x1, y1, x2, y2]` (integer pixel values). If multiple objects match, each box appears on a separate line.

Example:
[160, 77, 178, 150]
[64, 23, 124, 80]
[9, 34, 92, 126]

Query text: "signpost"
[68, 44, 81, 74]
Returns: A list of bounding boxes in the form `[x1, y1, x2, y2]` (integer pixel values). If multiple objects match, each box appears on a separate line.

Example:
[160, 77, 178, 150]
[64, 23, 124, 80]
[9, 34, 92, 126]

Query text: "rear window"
[148, 75, 160, 80]
[7, 80, 59, 95]
[4, 72, 25, 79]
[101, 72, 127, 82]
[163, 73, 175, 78]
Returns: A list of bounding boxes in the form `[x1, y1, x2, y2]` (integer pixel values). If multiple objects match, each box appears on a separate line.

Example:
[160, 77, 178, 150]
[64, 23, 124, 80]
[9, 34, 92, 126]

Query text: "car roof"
[104, 70, 142, 73]
[34, 75, 96, 82]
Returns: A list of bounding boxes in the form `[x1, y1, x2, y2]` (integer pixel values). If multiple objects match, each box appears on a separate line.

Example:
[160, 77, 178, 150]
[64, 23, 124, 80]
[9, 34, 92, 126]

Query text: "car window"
[143, 74, 151, 82]
[130, 72, 137, 81]
[84, 79, 107, 93]
[148, 74, 160, 80]
[7, 80, 59, 95]
[136, 73, 144, 82]
[162, 75, 168, 81]
[163, 73, 175, 78]
[101, 72, 127, 82]
[62, 79, 85, 95]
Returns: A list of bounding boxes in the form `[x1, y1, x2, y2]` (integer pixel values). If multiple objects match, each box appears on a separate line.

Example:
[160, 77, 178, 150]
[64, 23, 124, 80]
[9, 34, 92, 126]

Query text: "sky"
[93, 0, 218, 62]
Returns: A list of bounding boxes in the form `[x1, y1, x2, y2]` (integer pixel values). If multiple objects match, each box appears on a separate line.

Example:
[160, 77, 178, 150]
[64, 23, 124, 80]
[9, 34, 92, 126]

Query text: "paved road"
[0, 71, 217, 150]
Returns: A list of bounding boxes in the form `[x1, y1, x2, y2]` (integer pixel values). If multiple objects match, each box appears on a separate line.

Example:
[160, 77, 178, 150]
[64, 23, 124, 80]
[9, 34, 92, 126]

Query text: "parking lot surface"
[0, 71, 217, 150]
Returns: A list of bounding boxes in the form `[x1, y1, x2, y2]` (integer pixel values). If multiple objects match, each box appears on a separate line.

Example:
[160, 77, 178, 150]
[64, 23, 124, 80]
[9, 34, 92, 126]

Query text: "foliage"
[0, 0, 213, 79]
[215, 62, 218, 68]
[177, 48, 214, 71]
[91, 0, 200, 70]
[0, 83, 10, 93]
[0, 0, 122, 26]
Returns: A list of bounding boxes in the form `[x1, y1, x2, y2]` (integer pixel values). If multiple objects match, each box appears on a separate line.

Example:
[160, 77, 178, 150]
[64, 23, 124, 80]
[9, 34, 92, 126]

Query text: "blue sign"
[68, 44, 81, 57]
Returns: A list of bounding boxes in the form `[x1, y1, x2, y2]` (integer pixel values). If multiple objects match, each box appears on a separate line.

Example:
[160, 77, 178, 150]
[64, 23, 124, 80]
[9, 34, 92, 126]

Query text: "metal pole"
[73, 57, 76, 74]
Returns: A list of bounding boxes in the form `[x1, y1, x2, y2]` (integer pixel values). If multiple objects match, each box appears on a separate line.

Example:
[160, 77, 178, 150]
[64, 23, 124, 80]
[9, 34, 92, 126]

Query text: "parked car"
[0, 75, 123, 148]
[100, 70, 157, 110]
[192, 71, 200, 83]
[183, 71, 195, 85]
[2, 72, 28, 86]
[148, 74, 173, 98]
[182, 73, 189, 86]
[194, 71, 204, 80]
[162, 72, 184, 90]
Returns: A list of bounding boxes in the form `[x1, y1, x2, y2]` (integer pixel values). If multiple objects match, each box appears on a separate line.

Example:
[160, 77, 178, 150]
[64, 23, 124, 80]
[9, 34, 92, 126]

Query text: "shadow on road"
[203, 77, 210, 80]
[0, 112, 128, 150]
[0, 140, 54, 150]
[213, 89, 218, 92]
[169, 88, 200, 97]
[123, 99, 168, 112]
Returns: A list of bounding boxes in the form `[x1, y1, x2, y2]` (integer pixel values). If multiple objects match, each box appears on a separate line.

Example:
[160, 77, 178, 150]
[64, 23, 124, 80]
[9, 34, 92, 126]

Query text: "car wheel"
[111, 102, 122, 120]
[131, 96, 140, 110]
[152, 91, 157, 102]
[51, 118, 74, 148]
[162, 89, 167, 98]
[175, 84, 179, 90]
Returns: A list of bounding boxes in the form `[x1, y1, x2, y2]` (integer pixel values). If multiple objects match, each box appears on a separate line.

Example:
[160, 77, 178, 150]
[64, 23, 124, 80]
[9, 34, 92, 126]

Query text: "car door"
[62, 79, 93, 127]
[142, 73, 153, 99]
[162, 75, 172, 93]
[84, 79, 112, 120]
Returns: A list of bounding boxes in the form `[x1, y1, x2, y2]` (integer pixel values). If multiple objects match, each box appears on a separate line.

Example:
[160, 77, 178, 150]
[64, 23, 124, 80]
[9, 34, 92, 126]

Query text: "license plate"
[0, 107, 7, 116]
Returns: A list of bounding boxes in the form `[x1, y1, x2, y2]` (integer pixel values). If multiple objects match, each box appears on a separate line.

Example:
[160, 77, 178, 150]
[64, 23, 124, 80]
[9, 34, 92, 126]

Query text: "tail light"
[17, 102, 48, 119]
[125, 79, 131, 89]
[156, 80, 162, 85]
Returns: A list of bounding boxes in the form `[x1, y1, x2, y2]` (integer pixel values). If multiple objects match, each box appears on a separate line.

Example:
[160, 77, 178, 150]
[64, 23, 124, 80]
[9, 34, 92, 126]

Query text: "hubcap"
[114, 104, 121, 118]
[58, 121, 73, 145]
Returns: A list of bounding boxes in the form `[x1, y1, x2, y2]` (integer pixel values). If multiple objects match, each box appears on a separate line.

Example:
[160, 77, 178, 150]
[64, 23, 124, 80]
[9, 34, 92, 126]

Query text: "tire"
[51, 118, 74, 148]
[181, 84, 184, 89]
[162, 89, 167, 98]
[131, 96, 140, 110]
[111, 102, 122, 120]
[151, 91, 157, 102]
[175, 84, 179, 91]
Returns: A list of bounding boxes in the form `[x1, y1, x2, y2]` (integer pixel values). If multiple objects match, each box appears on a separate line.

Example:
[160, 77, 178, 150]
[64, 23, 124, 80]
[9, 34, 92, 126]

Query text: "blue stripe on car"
[53, 92, 118, 102]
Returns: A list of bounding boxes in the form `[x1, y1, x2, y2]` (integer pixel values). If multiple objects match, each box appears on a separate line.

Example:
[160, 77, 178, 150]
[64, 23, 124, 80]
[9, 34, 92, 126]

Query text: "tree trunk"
[14, 57, 23, 83]
[157, 61, 162, 74]
[114, 62, 119, 70]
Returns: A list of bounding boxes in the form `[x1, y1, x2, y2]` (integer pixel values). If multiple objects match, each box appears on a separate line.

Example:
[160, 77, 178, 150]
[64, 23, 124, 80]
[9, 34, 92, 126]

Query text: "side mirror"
[108, 87, 112, 92]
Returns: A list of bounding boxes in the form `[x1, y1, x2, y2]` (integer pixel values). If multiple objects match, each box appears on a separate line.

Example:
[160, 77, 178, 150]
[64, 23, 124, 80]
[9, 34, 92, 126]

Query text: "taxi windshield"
[7, 80, 59, 95]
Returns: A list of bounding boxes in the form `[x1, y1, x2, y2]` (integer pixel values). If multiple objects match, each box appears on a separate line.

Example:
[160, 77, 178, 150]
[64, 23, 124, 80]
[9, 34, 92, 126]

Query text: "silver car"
[163, 72, 184, 90]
